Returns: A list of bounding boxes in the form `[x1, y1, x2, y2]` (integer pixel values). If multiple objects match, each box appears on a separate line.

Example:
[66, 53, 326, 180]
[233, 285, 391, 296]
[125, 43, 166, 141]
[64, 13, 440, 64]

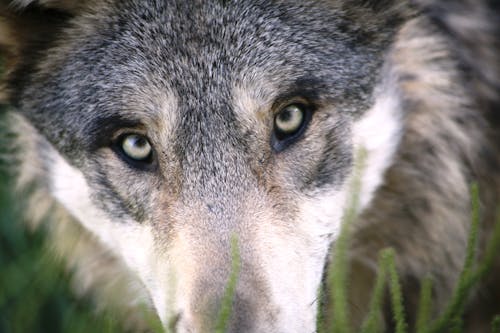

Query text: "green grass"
[322, 179, 500, 333]
[492, 316, 500, 333]
[215, 236, 241, 333]
[0, 111, 129, 333]
[415, 276, 433, 333]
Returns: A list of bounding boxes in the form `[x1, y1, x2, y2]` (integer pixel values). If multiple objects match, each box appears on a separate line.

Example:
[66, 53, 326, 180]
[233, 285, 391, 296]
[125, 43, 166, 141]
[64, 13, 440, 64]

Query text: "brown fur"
[349, 14, 500, 332]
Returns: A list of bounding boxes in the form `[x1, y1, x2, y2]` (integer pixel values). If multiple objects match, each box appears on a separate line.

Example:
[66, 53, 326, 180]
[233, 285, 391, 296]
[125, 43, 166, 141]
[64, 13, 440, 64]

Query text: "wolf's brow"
[272, 77, 330, 107]
[85, 115, 146, 150]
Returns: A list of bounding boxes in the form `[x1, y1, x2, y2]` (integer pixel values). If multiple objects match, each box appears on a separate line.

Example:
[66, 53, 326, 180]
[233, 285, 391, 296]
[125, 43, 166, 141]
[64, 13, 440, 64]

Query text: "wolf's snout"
[160, 194, 320, 333]
[168, 254, 275, 333]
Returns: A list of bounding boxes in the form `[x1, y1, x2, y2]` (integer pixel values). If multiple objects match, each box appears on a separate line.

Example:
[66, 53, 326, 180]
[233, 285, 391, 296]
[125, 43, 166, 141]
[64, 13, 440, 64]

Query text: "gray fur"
[1, 0, 499, 332]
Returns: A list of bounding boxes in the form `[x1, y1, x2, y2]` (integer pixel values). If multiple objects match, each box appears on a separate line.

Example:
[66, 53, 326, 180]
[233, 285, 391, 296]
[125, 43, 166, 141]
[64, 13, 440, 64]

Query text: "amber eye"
[272, 104, 311, 151]
[120, 134, 152, 162]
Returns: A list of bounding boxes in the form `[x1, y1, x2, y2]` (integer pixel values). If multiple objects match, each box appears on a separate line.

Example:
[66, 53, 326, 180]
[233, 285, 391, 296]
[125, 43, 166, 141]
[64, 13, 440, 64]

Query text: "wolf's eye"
[120, 134, 153, 162]
[272, 104, 311, 151]
[275, 104, 304, 135]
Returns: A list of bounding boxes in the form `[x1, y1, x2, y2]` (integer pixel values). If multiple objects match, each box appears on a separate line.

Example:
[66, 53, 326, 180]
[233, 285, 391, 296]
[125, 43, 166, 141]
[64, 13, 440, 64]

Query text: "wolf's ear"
[0, 0, 86, 89]
[7, 0, 83, 11]
[337, 0, 416, 41]
[0, 0, 86, 102]
[355, 0, 416, 20]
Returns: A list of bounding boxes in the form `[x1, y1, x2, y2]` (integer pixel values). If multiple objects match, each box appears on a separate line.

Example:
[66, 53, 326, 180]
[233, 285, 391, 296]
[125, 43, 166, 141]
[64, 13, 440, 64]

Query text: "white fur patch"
[277, 74, 403, 332]
[49, 152, 165, 314]
[353, 75, 403, 210]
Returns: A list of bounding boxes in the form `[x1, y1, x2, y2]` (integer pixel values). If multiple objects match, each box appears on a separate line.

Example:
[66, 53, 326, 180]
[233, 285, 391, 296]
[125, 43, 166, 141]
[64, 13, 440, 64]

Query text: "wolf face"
[2, 0, 499, 332]
[1, 0, 404, 330]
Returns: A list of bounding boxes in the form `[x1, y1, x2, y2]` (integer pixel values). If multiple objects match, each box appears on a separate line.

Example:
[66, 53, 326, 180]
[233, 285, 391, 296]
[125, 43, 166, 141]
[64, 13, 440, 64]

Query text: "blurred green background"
[0, 110, 127, 333]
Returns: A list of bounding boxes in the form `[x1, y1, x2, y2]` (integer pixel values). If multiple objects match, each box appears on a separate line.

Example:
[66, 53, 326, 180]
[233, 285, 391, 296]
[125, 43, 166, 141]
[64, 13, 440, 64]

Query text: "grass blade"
[492, 315, 500, 333]
[416, 276, 433, 333]
[428, 184, 481, 332]
[360, 251, 389, 333]
[328, 148, 367, 333]
[385, 249, 408, 333]
[215, 235, 241, 333]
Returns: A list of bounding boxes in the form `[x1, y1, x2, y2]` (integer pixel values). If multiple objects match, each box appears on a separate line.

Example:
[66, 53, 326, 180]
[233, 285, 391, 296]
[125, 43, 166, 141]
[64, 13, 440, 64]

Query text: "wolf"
[0, 0, 499, 332]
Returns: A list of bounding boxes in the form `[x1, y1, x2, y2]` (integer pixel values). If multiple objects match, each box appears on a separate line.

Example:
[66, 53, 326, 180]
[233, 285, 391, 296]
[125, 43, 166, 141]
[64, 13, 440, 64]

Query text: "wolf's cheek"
[48, 150, 160, 293]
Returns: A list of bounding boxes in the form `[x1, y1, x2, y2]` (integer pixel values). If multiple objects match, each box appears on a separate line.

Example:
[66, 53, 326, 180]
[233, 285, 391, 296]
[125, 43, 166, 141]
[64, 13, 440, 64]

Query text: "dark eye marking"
[86, 115, 145, 150]
[84, 115, 157, 170]
[269, 76, 327, 152]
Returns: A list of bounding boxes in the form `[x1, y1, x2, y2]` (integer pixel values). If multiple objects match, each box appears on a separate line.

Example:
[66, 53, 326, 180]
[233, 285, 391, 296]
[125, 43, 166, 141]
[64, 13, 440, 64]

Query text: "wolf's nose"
[174, 290, 257, 333]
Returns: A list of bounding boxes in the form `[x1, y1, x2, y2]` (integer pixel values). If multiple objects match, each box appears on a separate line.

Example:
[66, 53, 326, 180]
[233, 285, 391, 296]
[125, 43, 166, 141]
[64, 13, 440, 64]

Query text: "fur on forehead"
[0, 0, 414, 103]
